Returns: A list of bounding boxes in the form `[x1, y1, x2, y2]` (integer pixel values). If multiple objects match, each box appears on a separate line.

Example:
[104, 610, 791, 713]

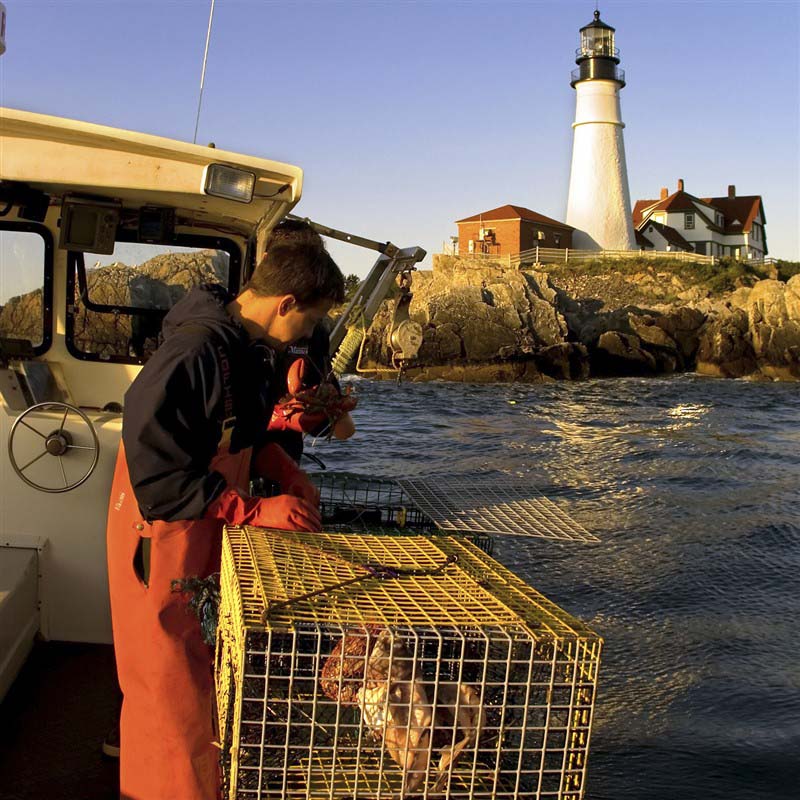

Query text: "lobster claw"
[286, 357, 309, 397]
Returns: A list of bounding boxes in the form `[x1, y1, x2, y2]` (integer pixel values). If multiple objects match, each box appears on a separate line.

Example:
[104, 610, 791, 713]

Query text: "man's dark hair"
[264, 219, 324, 252]
[247, 243, 345, 306]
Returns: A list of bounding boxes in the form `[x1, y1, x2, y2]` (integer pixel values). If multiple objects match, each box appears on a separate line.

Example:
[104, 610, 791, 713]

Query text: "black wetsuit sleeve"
[121, 335, 227, 522]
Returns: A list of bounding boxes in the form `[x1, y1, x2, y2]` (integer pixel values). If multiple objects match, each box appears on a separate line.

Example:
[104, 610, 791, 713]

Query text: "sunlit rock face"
[359, 258, 799, 383]
[697, 276, 800, 380]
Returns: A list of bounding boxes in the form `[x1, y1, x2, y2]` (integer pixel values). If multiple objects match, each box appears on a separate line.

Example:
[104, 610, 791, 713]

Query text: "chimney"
[728, 184, 736, 198]
[660, 187, 668, 200]
[677, 178, 684, 192]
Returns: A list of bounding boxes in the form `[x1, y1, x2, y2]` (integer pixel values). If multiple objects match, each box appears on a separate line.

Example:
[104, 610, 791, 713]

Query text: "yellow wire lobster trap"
[215, 525, 602, 799]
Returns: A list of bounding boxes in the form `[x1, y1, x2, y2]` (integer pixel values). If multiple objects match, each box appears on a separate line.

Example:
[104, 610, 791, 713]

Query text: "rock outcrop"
[358, 256, 800, 382]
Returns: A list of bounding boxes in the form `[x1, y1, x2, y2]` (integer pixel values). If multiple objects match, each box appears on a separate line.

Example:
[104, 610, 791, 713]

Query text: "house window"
[685, 212, 695, 230]
[554, 234, 561, 247]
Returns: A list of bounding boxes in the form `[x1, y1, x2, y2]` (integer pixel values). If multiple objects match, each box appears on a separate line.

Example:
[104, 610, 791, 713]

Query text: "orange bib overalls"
[107, 439, 250, 800]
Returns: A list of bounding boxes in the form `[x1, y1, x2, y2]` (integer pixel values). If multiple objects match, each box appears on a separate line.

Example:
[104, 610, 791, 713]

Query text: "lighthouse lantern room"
[572, 11, 624, 85]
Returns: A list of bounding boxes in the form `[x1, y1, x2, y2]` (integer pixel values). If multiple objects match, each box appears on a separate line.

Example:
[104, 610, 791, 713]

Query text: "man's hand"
[282, 468, 320, 506]
[207, 486, 321, 532]
[247, 494, 321, 532]
[252, 442, 321, 505]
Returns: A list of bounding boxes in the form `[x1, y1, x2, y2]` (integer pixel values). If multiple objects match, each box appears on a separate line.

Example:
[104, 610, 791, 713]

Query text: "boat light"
[203, 164, 256, 203]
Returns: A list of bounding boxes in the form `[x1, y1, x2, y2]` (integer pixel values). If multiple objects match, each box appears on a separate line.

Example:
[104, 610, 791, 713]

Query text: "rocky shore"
[2, 250, 797, 382]
[358, 255, 800, 382]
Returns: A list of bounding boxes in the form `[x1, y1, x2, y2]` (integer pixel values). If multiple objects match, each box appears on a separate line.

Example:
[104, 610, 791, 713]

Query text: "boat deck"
[0, 641, 119, 800]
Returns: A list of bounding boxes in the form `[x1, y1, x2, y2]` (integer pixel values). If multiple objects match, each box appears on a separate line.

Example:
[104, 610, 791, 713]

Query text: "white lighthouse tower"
[565, 10, 636, 250]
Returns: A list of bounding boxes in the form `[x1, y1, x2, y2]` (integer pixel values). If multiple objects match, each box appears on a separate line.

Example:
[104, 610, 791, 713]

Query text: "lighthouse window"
[582, 28, 614, 56]
[684, 213, 695, 230]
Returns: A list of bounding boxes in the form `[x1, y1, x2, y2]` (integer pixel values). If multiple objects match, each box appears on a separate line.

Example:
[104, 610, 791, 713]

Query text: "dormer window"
[684, 212, 695, 230]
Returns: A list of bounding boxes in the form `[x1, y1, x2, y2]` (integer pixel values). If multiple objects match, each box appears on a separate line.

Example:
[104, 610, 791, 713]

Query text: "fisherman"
[106, 241, 345, 800]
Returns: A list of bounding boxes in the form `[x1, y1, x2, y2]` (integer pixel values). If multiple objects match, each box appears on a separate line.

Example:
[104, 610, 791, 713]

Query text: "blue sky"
[1, 0, 798, 277]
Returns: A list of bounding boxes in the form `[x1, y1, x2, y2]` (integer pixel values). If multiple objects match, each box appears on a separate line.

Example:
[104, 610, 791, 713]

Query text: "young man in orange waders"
[107, 242, 345, 800]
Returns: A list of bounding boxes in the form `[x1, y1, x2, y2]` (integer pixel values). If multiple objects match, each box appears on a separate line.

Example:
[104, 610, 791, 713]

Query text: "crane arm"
[285, 214, 426, 375]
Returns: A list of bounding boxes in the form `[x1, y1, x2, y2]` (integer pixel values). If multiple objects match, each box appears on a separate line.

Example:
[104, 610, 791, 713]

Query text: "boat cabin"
[0, 106, 302, 694]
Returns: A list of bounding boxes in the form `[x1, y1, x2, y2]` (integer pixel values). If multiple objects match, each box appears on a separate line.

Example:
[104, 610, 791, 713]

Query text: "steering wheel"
[8, 402, 100, 493]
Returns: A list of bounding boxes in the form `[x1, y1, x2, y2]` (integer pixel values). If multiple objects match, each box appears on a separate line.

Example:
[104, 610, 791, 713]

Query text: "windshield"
[67, 237, 239, 364]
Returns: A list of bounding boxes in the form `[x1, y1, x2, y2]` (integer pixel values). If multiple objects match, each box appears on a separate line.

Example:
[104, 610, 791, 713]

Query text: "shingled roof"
[639, 220, 694, 252]
[634, 228, 653, 248]
[633, 199, 659, 227]
[634, 189, 764, 235]
[456, 204, 574, 229]
[702, 195, 764, 234]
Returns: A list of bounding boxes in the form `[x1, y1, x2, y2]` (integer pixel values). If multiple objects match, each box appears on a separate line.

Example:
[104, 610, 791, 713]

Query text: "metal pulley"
[388, 271, 422, 366]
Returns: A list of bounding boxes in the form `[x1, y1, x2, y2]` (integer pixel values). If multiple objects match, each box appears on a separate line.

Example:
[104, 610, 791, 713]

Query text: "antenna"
[193, 0, 216, 144]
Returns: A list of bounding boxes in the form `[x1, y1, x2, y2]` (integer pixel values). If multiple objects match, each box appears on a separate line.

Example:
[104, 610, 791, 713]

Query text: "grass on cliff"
[776, 260, 800, 282]
[545, 256, 791, 295]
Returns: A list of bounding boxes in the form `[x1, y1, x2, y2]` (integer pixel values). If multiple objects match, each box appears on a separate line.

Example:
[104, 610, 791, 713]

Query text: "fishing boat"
[0, 101, 423, 790]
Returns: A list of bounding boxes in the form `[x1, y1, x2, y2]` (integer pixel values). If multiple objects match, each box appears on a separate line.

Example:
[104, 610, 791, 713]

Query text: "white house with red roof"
[633, 181, 767, 259]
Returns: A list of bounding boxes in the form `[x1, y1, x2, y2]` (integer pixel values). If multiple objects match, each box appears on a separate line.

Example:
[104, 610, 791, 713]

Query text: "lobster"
[269, 357, 357, 437]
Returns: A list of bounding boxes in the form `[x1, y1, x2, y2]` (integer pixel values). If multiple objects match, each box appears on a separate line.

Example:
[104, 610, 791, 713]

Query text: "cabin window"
[66, 234, 240, 365]
[0, 223, 54, 357]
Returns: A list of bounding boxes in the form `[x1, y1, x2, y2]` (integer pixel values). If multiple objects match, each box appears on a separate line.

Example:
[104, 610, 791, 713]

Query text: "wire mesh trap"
[312, 472, 494, 555]
[396, 477, 599, 544]
[215, 527, 602, 799]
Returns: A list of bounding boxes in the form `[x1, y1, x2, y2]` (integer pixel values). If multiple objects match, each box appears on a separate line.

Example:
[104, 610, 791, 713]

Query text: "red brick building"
[455, 205, 574, 256]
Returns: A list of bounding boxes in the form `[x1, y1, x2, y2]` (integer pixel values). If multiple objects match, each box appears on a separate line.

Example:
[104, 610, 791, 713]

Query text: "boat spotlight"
[202, 164, 256, 203]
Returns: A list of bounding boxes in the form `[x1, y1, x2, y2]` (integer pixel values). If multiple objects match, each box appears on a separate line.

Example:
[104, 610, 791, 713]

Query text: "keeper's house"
[633, 181, 767, 259]
[455, 204, 574, 256]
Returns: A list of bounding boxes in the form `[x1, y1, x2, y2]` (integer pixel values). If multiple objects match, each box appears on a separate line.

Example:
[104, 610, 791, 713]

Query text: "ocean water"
[310, 374, 800, 800]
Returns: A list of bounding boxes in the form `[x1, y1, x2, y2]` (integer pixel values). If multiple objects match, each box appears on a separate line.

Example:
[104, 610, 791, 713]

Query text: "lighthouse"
[565, 10, 636, 251]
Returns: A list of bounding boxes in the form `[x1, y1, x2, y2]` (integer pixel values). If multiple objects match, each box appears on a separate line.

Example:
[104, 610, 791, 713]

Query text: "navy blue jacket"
[122, 284, 278, 522]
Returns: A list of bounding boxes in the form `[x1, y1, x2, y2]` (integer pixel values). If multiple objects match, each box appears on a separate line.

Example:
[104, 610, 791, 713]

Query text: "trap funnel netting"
[216, 527, 602, 799]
